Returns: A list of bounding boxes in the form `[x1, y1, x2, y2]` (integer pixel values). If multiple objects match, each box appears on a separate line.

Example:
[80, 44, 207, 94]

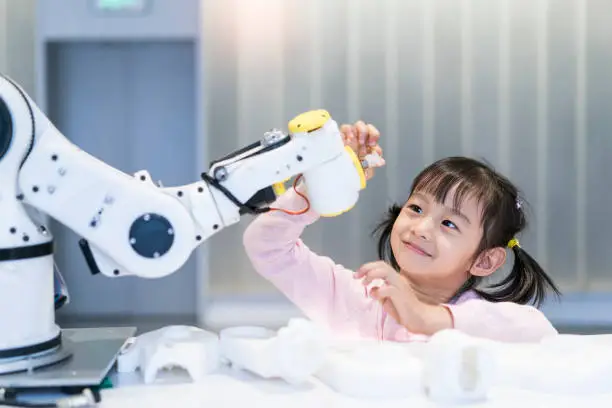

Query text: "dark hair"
[373, 156, 560, 307]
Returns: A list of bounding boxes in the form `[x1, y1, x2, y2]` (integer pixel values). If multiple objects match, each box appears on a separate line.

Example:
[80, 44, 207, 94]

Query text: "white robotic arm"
[0, 74, 370, 360]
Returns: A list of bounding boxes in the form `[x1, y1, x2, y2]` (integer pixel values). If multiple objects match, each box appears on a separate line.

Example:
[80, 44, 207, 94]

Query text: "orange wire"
[268, 174, 311, 215]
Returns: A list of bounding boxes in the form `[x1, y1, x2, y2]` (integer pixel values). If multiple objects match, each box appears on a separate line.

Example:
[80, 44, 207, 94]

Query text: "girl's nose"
[413, 217, 434, 240]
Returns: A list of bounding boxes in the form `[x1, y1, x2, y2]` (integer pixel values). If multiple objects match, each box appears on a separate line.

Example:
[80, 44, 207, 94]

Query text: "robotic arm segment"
[203, 113, 366, 219]
[17, 120, 197, 279]
[0, 73, 366, 282]
[0, 75, 54, 266]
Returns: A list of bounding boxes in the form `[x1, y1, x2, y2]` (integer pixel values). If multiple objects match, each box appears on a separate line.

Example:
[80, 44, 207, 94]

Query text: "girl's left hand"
[354, 261, 453, 335]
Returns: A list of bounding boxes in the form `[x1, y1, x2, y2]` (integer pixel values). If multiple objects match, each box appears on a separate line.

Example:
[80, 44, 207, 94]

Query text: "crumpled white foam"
[423, 330, 612, 397]
[114, 319, 612, 399]
[219, 318, 329, 385]
[422, 329, 496, 404]
[116, 325, 220, 384]
[490, 334, 612, 395]
[315, 339, 422, 399]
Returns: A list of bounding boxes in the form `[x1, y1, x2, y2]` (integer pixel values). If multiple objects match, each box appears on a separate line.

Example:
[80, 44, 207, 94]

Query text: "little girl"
[243, 122, 561, 343]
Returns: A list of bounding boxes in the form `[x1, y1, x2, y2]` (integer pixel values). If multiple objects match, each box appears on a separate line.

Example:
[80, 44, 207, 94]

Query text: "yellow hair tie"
[507, 238, 520, 249]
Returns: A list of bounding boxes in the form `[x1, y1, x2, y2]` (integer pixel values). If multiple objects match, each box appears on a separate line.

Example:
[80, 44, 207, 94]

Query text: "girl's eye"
[442, 220, 458, 230]
[407, 204, 422, 214]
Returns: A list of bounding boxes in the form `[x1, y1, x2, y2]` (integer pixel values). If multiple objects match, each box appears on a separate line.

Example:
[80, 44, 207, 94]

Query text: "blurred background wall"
[1, 0, 611, 333]
[0, 0, 35, 94]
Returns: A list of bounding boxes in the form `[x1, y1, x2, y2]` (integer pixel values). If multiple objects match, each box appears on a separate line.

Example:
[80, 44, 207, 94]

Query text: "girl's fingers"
[356, 262, 402, 287]
[353, 261, 381, 278]
[366, 124, 380, 147]
[340, 124, 359, 153]
[354, 121, 368, 145]
[354, 121, 368, 157]
[373, 145, 383, 157]
[340, 124, 350, 143]
[370, 286, 402, 322]
[361, 270, 388, 286]
[370, 285, 397, 301]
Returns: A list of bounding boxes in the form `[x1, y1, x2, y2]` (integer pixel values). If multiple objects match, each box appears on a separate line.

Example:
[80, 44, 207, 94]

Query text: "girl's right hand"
[340, 121, 385, 180]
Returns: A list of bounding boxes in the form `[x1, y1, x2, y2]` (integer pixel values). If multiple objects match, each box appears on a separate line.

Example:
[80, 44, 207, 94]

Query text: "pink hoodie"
[243, 187, 558, 343]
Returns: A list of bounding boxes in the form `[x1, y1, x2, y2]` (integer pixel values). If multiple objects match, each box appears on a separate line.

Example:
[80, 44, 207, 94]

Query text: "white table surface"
[91, 365, 612, 408]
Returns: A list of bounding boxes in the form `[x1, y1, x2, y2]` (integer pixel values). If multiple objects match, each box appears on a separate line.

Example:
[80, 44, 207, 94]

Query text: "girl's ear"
[470, 247, 506, 277]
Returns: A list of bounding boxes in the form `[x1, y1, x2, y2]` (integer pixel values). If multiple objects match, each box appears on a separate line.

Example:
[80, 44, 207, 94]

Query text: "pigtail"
[478, 245, 561, 307]
[372, 204, 402, 271]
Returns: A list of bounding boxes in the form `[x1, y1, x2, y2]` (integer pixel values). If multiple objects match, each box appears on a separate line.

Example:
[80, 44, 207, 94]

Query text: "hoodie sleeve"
[445, 299, 558, 342]
[242, 185, 380, 336]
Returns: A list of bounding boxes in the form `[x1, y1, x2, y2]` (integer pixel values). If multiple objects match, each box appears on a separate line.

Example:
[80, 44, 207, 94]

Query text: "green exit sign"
[96, 0, 147, 11]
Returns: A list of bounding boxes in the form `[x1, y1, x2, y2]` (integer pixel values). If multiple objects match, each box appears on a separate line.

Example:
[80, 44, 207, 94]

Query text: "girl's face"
[390, 186, 503, 294]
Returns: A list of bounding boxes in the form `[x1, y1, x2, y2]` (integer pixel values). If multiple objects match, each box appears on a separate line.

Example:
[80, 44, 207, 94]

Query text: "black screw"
[296, 155, 303, 161]
[177, 191, 183, 197]
[32, 186, 39, 193]
[140, 175, 146, 181]
[51, 154, 58, 161]
[23, 235, 29, 242]
[16, 194, 24, 201]
[213, 224, 219, 230]
[9, 227, 16, 234]
[90, 220, 97, 227]
[198, 187, 204, 193]
[113, 269, 120, 276]
[196, 235, 202, 241]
